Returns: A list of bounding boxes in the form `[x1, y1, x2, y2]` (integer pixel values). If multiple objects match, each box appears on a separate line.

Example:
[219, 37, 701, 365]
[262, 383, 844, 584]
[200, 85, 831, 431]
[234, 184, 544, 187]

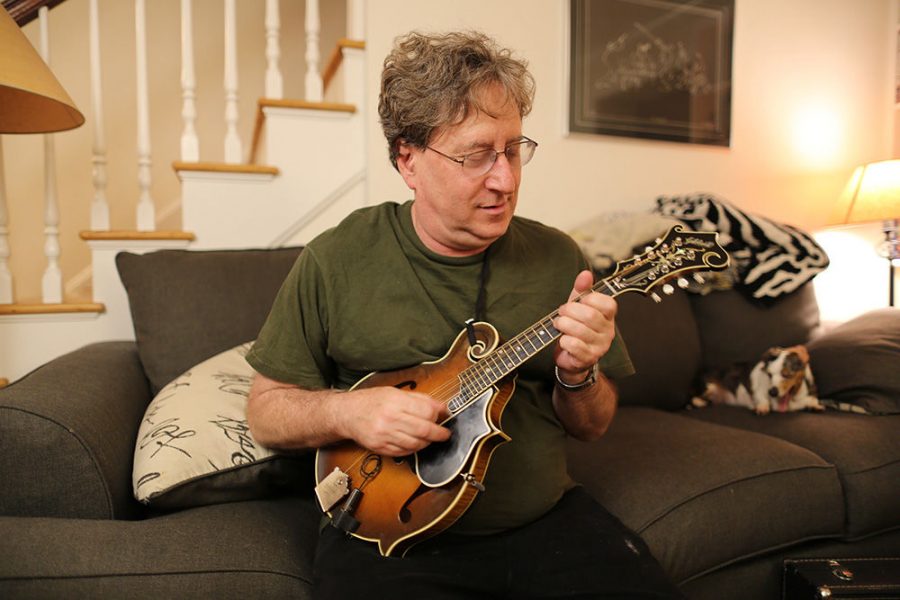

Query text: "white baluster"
[89, 0, 109, 230]
[180, 0, 199, 161]
[39, 8, 62, 303]
[223, 0, 242, 163]
[135, 0, 155, 231]
[264, 0, 283, 99]
[0, 139, 12, 304]
[304, 0, 323, 101]
[346, 0, 364, 40]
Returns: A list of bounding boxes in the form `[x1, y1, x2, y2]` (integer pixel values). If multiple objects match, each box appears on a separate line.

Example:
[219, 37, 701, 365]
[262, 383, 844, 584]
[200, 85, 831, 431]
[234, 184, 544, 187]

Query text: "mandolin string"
[379, 251, 657, 418]
[425, 273, 625, 411]
[331, 235, 720, 483]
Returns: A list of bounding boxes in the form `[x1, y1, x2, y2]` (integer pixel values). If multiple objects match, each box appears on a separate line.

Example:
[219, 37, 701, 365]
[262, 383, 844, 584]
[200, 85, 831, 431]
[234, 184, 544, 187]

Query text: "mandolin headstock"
[604, 225, 730, 302]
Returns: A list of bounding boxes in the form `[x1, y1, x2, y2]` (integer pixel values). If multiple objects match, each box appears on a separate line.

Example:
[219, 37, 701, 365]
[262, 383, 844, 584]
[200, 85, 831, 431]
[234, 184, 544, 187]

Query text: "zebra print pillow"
[655, 194, 829, 300]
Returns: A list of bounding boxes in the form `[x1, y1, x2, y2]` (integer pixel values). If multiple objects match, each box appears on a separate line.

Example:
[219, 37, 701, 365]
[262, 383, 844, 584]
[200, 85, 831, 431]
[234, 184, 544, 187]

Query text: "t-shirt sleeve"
[598, 327, 635, 380]
[246, 248, 334, 388]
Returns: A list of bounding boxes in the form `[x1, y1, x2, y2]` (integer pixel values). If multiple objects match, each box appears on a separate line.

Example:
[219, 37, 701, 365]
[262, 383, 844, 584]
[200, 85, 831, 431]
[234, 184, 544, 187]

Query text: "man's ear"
[396, 141, 418, 191]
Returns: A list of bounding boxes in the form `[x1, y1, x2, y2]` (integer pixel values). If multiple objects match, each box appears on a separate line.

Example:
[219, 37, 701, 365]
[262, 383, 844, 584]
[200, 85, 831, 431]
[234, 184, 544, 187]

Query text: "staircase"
[0, 0, 368, 382]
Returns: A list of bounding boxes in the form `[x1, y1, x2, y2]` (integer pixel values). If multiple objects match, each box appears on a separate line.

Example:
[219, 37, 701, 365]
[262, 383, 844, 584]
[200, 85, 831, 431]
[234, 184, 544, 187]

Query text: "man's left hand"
[553, 269, 617, 383]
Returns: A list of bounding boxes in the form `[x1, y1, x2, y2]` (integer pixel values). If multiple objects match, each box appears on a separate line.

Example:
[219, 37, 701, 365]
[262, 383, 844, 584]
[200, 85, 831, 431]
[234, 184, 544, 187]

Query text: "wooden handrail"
[2, 0, 66, 25]
[322, 38, 365, 92]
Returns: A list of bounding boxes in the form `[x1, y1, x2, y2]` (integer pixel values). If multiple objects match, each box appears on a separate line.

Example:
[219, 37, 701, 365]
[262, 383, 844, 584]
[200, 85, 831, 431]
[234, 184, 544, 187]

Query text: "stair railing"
[0, 0, 363, 306]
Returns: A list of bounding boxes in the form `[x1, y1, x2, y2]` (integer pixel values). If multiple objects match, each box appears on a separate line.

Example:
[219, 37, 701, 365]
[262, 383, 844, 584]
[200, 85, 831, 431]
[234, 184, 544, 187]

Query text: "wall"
[365, 0, 895, 234]
[3, 0, 895, 314]
[363, 0, 897, 321]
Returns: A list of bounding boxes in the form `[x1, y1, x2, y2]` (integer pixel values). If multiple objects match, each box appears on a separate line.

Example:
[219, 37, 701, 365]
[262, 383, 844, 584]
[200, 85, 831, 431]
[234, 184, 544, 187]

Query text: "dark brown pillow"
[116, 247, 303, 394]
[807, 308, 900, 414]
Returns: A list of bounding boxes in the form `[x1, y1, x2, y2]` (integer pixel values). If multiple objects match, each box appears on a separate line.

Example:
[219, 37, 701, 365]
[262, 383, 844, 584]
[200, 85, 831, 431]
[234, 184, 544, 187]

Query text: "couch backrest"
[688, 284, 821, 371]
[117, 247, 303, 394]
[614, 282, 821, 410]
[116, 247, 821, 412]
[615, 288, 702, 410]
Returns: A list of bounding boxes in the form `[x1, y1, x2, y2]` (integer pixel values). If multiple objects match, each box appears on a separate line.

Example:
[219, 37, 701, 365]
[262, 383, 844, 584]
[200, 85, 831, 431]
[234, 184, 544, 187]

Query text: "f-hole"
[395, 380, 417, 391]
[398, 485, 431, 523]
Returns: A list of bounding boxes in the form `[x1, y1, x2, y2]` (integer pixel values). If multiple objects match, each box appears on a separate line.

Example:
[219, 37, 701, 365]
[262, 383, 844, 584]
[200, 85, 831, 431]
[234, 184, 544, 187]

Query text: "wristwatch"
[554, 364, 597, 392]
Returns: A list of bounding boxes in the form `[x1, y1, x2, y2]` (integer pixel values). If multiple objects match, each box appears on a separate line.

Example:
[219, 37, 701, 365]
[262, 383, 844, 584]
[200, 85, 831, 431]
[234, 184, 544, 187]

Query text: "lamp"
[0, 7, 84, 133]
[830, 160, 900, 306]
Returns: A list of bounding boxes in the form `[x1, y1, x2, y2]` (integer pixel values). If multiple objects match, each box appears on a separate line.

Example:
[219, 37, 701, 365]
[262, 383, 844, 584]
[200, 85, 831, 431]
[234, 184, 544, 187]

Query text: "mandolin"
[314, 225, 729, 557]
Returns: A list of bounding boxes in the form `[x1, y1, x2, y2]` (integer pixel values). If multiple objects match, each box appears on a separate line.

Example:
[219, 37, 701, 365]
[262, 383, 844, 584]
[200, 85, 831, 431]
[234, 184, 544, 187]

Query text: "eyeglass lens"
[465, 139, 537, 174]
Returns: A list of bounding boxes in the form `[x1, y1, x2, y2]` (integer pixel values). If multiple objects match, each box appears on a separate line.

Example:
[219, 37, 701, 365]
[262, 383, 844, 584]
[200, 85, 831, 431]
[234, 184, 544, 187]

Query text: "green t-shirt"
[247, 201, 633, 534]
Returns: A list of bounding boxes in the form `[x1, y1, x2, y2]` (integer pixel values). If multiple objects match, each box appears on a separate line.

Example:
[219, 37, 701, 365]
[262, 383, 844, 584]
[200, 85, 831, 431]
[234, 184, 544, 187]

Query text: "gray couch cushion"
[567, 407, 844, 584]
[807, 308, 900, 415]
[0, 497, 319, 599]
[615, 288, 702, 410]
[686, 406, 900, 538]
[116, 247, 302, 394]
[689, 283, 821, 370]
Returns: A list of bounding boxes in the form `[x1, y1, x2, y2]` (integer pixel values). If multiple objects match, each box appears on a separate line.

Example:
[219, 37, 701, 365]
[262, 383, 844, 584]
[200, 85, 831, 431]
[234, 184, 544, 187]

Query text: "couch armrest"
[0, 341, 151, 519]
[807, 308, 900, 415]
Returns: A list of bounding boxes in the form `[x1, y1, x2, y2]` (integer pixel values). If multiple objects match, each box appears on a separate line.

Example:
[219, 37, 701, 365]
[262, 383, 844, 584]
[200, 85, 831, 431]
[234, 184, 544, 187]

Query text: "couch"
[1, 244, 898, 599]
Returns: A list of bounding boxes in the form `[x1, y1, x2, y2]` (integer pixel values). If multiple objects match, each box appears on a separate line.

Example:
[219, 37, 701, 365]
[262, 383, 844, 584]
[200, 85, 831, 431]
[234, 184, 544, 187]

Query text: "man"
[246, 31, 682, 599]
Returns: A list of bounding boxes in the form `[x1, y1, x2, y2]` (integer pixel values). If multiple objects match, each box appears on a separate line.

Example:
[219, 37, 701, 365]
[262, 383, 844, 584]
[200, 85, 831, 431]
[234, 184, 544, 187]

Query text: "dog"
[692, 345, 822, 415]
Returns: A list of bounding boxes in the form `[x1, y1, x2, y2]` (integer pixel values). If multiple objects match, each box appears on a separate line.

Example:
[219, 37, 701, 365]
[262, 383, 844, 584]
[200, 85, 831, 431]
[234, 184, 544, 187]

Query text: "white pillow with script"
[132, 342, 306, 509]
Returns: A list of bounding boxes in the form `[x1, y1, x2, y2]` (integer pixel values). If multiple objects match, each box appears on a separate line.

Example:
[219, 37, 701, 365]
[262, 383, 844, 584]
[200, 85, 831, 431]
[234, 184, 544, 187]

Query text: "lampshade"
[0, 7, 85, 133]
[830, 160, 900, 225]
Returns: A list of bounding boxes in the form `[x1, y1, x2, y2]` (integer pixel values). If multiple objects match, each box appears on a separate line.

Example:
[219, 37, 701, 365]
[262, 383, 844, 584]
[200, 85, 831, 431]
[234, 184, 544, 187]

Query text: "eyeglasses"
[426, 136, 538, 177]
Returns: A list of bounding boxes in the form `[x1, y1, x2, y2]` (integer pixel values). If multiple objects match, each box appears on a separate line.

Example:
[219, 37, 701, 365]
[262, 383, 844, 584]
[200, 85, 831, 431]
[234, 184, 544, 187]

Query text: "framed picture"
[569, 0, 734, 146]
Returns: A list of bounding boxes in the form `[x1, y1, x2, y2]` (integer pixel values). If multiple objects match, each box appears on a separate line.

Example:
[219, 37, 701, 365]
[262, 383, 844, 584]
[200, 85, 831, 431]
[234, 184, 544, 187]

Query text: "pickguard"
[414, 387, 497, 487]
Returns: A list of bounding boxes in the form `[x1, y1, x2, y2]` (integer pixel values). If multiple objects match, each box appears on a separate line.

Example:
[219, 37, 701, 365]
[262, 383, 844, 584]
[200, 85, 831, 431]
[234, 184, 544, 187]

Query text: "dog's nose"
[769, 387, 779, 398]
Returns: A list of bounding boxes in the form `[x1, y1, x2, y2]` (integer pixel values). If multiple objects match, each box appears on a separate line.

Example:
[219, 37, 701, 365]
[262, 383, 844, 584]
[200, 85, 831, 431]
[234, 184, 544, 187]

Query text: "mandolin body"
[314, 322, 515, 557]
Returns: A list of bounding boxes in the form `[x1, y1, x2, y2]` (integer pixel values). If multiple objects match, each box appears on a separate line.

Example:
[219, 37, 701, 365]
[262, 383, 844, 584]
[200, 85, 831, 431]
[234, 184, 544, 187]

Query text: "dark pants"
[312, 486, 684, 599]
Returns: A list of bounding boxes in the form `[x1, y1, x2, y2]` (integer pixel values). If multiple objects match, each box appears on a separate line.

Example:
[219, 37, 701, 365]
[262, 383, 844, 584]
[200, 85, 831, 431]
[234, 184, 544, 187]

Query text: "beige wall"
[365, 0, 896, 234]
[2, 0, 895, 303]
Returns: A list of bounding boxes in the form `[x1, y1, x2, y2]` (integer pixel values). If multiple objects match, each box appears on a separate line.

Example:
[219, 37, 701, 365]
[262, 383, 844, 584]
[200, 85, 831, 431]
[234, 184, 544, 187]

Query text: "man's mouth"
[478, 201, 507, 213]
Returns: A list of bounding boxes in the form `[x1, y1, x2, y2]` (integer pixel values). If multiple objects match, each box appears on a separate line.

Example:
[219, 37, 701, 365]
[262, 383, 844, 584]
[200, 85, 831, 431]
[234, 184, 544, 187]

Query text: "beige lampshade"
[0, 7, 84, 133]
[830, 160, 900, 225]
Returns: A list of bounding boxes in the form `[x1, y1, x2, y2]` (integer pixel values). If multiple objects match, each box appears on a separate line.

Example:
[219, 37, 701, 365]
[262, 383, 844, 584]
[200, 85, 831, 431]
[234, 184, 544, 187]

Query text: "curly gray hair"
[378, 31, 535, 170]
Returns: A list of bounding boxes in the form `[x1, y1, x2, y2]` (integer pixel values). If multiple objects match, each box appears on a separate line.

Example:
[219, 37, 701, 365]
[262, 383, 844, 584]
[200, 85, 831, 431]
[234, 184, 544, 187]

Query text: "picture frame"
[569, 0, 734, 146]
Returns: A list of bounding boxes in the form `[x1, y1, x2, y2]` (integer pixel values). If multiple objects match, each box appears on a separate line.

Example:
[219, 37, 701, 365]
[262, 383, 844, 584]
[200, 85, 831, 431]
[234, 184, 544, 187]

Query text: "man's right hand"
[341, 386, 451, 456]
[246, 372, 450, 456]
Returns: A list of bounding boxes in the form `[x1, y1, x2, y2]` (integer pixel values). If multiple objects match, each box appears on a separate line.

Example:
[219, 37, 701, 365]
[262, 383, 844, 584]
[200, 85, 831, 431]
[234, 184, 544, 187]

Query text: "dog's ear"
[804, 364, 818, 395]
[761, 347, 783, 363]
[793, 345, 810, 362]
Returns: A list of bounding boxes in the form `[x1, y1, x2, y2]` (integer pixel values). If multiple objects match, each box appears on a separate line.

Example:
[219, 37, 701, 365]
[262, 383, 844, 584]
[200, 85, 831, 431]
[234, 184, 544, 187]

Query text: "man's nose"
[484, 153, 518, 193]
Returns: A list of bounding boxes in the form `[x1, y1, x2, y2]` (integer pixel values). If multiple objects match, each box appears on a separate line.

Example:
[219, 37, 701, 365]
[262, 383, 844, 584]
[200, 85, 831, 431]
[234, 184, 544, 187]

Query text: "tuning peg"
[650, 292, 662, 303]
[662, 283, 674, 295]
[677, 278, 689, 288]
[693, 273, 705, 284]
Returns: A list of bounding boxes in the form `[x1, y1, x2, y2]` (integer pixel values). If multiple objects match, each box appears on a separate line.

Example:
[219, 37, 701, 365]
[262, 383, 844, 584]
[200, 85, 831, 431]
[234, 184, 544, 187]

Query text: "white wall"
[364, 0, 895, 235]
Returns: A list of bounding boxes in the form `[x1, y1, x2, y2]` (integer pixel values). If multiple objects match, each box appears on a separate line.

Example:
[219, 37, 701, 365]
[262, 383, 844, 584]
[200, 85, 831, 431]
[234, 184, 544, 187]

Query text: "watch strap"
[554, 364, 597, 391]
